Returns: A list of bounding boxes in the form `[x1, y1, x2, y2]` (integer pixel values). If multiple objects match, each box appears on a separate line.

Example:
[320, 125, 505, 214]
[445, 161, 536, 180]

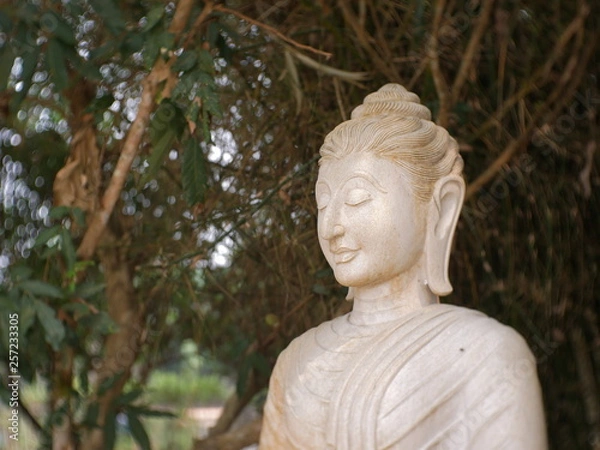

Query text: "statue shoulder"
[443, 304, 536, 362]
[275, 316, 343, 371]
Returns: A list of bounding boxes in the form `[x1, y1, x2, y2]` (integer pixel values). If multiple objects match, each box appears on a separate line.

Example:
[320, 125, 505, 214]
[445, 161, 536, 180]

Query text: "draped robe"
[260, 304, 547, 449]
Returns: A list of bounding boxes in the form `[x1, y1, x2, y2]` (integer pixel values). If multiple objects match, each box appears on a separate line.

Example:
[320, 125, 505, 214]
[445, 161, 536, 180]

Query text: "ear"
[425, 175, 465, 296]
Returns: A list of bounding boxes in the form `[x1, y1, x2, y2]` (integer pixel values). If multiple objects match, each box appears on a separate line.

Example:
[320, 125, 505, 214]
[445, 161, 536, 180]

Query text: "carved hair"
[319, 84, 463, 203]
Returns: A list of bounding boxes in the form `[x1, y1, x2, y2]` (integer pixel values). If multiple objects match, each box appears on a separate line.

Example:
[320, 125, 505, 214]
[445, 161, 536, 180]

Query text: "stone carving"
[259, 84, 547, 449]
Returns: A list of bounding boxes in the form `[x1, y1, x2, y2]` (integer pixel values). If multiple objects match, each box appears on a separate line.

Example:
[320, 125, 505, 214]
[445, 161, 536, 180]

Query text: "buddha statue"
[259, 84, 547, 449]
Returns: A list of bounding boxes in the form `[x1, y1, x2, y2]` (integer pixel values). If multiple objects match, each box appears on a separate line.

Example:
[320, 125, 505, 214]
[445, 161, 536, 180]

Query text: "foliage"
[0, 0, 598, 449]
[146, 371, 230, 407]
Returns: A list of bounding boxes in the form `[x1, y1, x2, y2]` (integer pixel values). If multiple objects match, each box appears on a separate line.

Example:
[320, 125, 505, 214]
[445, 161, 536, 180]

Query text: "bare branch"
[466, 28, 597, 198]
[214, 4, 332, 58]
[450, 0, 496, 104]
[471, 2, 591, 141]
[428, 0, 450, 126]
[336, 0, 397, 81]
[183, 1, 215, 49]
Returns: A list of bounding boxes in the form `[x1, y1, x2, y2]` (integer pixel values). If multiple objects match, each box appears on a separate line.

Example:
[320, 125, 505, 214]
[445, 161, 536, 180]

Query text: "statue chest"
[280, 316, 398, 448]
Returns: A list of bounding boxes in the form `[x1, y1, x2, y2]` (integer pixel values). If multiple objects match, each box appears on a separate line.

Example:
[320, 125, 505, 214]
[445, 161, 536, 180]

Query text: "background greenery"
[0, 0, 598, 449]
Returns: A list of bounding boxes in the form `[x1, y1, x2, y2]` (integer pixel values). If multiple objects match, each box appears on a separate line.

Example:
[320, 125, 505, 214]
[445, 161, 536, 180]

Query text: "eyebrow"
[344, 172, 388, 193]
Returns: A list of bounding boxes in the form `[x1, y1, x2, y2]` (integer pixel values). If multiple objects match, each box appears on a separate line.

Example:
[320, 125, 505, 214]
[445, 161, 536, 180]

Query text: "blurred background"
[0, 0, 598, 448]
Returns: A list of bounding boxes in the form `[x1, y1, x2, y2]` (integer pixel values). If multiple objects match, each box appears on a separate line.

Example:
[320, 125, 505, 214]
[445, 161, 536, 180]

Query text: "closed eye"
[316, 193, 330, 210]
[345, 189, 372, 206]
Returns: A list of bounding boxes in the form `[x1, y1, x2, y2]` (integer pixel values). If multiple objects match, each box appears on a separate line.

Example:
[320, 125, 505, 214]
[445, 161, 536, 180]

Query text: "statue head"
[316, 84, 464, 299]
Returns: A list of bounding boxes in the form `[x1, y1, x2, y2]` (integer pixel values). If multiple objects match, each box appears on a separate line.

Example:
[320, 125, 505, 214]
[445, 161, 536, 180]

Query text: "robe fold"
[260, 304, 547, 449]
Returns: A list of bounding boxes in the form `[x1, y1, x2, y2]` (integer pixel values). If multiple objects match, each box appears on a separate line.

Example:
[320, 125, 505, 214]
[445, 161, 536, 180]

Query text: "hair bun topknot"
[350, 84, 432, 121]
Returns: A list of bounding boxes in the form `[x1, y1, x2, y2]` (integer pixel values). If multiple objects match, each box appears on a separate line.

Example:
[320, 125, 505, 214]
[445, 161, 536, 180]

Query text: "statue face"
[316, 153, 426, 289]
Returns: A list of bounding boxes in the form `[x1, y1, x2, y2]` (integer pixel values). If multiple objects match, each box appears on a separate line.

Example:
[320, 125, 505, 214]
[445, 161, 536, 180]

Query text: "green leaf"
[312, 283, 329, 295]
[126, 405, 176, 418]
[41, 11, 77, 46]
[18, 296, 37, 336]
[0, 42, 15, 91]
[89, 41, 117, 61]
[98, 373, 123, 396]
[74, 282, 105, 299]
[141, 127, 176, 186]
[182, 138, 207, 205]
[121, 32, 145, 55]
[47, 38, 69, 91]
[143, 30, 175, 69]
[72, 207, 86, 227]
[65, 2, 84, 18]
[171, 71, 197, 100]
[10, 46, 39, 113]
[10, 264, 33, 281]
[77, 369, 89, 394]
[16, 4, 39, 24]
[172, 50, 198, 73]
[207, 22, 221, 49]
[215, 33, 233, 63]
[19, 280, 64, 299]
[315, 267, 333, 278]
[86, 311, 118, 335]
[126, 412, 151, 450]
[143, 36, 161, 69]
[49, 205, 71, 219]
[237, 352, 270, 396]
[13, 20, 35, 52]
[197, 49, 215, 74]
[61, 302, 90, 320]
[88, 0, 126, 35]
[40, 245, 60, 259]
[60, 228, 76, 272]
[199, 85, 222, 118]
[117, 388, 144, 406]
[142, 5, 165, 32]
[216, 20, 241, 42]
[249, 352, 271, 378]
[34, 225, 62, 248]
[86, 94, 115, 115]
[34, 299, 65, 351]
[103, 408, 116, 450]
[72, 57, 102, 81]
[200, 107, 210, 143]
[186, 100, 200, 125]
[0, 11, 12, 33]
[141, 100, 184, 185]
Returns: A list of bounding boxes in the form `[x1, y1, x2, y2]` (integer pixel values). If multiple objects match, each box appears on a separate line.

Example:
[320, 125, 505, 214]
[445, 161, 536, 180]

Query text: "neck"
[349, 263, 438, 326]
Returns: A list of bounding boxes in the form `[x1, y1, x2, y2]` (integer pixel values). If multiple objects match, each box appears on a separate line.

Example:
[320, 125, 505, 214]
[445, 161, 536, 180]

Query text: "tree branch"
[470, 3, 591, 142]
[336, 0, 395, 80]
[194, 416, 262, 450]
[466, 27, 597, 198]
[214, 4, 332, 58]
[18, 397, 44, 437]
[450, 0, 496, 104]
[428, 0, 450, 126]
[76, 0, 201, 260]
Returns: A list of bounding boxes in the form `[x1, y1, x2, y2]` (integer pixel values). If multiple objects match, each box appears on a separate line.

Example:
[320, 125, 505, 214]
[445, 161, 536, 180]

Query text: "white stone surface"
[259, 84, 547, 449]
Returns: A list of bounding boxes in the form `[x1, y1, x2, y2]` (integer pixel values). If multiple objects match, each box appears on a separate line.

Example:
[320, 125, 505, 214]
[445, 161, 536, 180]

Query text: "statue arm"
[469, 326, 548, 449]
[259, 349, 293, 449]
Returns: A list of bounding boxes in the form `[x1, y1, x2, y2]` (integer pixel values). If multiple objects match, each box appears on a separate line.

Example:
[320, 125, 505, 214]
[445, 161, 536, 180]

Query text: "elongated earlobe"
[425, 175, 465, 296]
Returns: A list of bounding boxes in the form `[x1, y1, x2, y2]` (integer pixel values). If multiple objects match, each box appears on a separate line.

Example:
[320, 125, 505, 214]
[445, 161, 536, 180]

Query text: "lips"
[331, 247, 358, 264]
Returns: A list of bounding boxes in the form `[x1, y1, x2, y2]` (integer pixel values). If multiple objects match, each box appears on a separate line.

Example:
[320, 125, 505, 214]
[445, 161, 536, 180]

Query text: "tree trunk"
[50, 348, 74, 450]
[84, 225, 141, 450]
[50, 80, 100, 449]
[194, 416, 262, 450]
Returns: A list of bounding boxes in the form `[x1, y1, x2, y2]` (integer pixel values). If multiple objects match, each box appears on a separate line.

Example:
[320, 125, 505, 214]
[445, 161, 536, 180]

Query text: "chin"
[332, 265, 372, 288]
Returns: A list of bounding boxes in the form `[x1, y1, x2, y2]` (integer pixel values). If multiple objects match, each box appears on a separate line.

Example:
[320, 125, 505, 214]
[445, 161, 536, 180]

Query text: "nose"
[319, 206, 345, 240]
